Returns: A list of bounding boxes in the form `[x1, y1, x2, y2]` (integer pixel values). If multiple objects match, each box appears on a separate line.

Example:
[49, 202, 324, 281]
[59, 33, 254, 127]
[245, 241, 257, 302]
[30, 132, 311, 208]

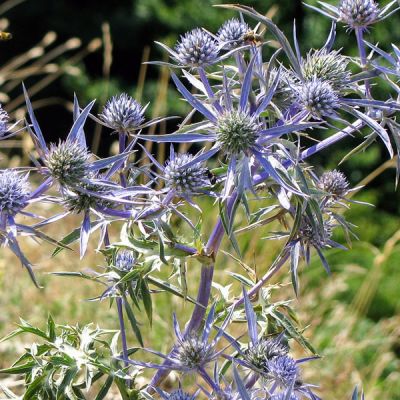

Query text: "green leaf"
[52, 227, 82, 257]
[123, 300, 144, 347]
[0, 362, 37, 375]
[23, 375, 45, 400]
[47, 314, 56, 342]
[269, 309, 318, 354]
[95, 375, 113, 400]
[140, 279, 153, 326]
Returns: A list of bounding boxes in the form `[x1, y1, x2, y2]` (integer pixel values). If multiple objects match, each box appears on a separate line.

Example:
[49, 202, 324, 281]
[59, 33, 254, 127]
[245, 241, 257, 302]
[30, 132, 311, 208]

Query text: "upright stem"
[355, 27, 371, 99]
[117, 297, 129, 366]
[148, 119, 365, 390]
[119, 133, 127, 187]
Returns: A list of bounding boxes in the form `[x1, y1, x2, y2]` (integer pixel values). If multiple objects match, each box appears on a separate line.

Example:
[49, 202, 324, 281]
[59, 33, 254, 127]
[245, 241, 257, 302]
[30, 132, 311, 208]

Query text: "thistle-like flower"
[301, 49, 351, 91]
[125, 304, 231, 377]
[216, 110, 260, 155]
[296, 78, 339, 118]
[299, 218, 333, 250]
[305, 0, 398, 30]
[45, 140, 90, 186]
[63, 181, 113, 213]
[318, 170, 350, 198]
[217, 18, 249, 49]
[174, 28, 220, 68]
[267, 355, 299, 388]
[164, 152, 210, 193]
[100, 93, 145, 132]
[0, 170, 30, 216]
[156, 388, 198, 400]
[338, 0, 380, 28]
[0, 104, 9, 137]
[243, 337, 289, 373]
[115, 250, 136, 272]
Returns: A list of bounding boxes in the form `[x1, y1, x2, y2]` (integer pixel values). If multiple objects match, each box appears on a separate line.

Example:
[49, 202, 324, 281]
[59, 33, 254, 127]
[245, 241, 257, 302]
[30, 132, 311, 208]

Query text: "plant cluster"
[1, 1, 399, 399]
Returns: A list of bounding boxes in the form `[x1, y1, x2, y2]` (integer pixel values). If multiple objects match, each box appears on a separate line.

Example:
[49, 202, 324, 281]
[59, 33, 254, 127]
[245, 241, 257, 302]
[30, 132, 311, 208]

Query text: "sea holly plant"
[0, 1, 399, 399]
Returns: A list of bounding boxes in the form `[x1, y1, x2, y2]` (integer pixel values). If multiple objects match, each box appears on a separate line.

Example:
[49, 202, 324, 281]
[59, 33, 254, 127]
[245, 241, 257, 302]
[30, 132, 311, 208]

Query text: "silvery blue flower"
[0, 170, 30, 216]
[163, 150, 211, 194]
[295, 78, 339, 118]
[305, 0, 399, 30]
[140, 62, 317, 199]
[99, 93, 146, 132]
[318, 170, 350, 198]
[174, 28, 220, 68]
[115, 250, 136, 272]
[300, 49, 351, 91]
[217, 18, 249, 49]
[0, 169, 52, 287]
[123, 304, 232, 390]
[267, 355, 299, 388]
[45, 140, 91, 187]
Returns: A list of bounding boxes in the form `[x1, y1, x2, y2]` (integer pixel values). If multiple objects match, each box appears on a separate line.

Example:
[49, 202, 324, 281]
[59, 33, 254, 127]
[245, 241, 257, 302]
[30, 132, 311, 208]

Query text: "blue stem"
[355, 27, 371, 99]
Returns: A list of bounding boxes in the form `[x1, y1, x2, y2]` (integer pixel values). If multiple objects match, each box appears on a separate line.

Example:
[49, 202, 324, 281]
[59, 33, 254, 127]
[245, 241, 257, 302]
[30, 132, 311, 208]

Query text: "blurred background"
[0, 0, 399, 398]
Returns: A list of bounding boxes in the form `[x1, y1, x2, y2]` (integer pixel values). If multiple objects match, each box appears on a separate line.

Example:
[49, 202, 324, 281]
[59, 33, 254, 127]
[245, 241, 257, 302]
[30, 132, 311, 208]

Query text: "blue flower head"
[115, 250, 136, 272]
[100, 93, 145, 132]
[296, 78, 339, 118]
[339, 0, 380, 28]
[217, 18, 249, 49]
[301, 49, 351, 91]
[45, 140, 90, 187]
[0, 170, 30, 216]
[164, 152, 210, 193]
[156, 388, 198, 400]
[318, 170, 350, 198]
[174, 28, 220, 68]
[267, 355, 299, 388]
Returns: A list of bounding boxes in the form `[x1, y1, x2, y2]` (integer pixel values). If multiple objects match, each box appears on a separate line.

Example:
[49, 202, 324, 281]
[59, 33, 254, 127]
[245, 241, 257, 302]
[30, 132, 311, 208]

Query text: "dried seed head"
[174, 335, 214, 369]
[115, 250, 136, 272]
[296, 78, 339, 118]
[318, 170, 350, 197]
[267, 355, 299, 387]
[217, 18, 249, 49]
[100, 93, 145, 132]
[45, 141, 90, 186]
[339, 0, 380, 28]
[301, 49, 351, 91]
[244, 337, 289, 373]
[164, 153, 210, 193]
[0, 170, 30, 216]
[216, 110, 260, 155]
[175, 28, 219, 68]
[0, 105, 9, 136]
